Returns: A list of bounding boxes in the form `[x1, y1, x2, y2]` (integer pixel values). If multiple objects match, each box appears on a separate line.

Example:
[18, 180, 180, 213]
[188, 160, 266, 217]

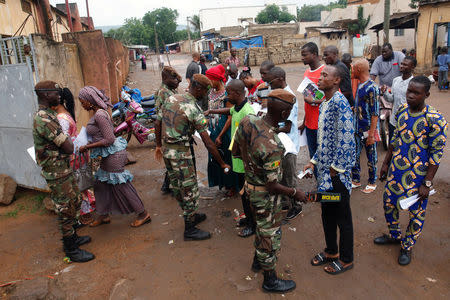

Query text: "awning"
[370, 12, 419, 32]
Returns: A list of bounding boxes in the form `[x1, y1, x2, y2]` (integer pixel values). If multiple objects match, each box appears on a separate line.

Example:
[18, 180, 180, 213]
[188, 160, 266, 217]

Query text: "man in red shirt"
[298, 42, 325, 165]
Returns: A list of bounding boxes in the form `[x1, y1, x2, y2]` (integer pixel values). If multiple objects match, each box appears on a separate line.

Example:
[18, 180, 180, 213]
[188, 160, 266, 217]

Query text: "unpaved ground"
[0, 54, 449, 299]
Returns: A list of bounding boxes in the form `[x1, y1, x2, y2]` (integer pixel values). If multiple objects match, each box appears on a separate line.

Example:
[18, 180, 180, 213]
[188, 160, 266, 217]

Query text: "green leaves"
[255, 4, 296, 24]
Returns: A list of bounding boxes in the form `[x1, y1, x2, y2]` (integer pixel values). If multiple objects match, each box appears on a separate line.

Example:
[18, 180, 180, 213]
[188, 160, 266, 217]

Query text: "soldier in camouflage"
[155, 66, 182, 194]
[33, 81, 94, 263]
[232, 89, 306, 293]
[155, 74, 231, 241]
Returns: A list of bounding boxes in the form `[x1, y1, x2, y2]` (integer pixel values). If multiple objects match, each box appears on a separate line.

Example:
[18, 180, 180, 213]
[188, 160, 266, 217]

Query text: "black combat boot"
[251, 252, 262, 272]
[63, 235, 95, 263]
[73, 232, 91, 246]
[161, 172, 171, 194]
[192, 212, 207, 226]
[262, 270, 296, 293]
[184, 216, 211, 241]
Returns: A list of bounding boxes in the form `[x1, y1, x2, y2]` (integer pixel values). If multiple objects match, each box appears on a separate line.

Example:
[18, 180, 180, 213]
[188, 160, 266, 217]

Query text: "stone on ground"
[0, 174, 17, 205]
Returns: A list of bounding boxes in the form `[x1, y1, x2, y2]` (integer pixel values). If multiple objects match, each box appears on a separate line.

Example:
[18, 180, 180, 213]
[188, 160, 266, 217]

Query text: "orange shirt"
[303, 65, 325, 130]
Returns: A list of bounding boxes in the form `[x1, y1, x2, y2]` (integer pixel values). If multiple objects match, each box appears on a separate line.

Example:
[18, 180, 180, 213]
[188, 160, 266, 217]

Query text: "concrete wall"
[416, 2, 450, 73]
[62, 30, 111, 98]
[105, 37, 129, 102]
[0, 0, 40, 36]
[248, 23, 299, 36]
[31, 34, 89, 128]
[220, 26, 243, 37]
[199, 4, 297, 31]
[298, 21, 322, 35]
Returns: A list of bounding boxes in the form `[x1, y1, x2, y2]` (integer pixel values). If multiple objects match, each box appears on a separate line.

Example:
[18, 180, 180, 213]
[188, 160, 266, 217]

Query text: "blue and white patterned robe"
[311, 91, 355, 193]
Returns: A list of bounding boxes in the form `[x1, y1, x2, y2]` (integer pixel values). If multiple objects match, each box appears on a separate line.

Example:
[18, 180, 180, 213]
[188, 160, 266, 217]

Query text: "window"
[21, 0, 32, 14]
[394, 28, 404, 36]
[0, 0, 6, 4]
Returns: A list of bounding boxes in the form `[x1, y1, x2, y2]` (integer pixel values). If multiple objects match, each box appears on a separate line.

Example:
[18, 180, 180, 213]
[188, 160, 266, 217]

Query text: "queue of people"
[32, 41, 447, 294]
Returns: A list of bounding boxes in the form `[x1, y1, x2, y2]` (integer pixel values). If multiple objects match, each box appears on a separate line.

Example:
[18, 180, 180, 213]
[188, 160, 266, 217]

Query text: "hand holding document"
[73, 127, 88, 152]
[297, 77, 325, 102]
[399, 189, 436, 210]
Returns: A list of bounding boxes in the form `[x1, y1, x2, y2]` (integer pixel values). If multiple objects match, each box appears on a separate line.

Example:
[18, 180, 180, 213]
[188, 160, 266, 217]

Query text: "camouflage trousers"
[163, 156, 199, 220]
[46, 174, 82, 237]
[247, 189, 283, 271]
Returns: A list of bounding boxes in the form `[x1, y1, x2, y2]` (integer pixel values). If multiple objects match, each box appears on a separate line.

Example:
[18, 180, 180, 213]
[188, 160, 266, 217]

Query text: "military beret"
[35, 80, 60, 92]
[268, 89, 296, 105]
[192, 74, 212, 89]
[162, 66, 182, 81]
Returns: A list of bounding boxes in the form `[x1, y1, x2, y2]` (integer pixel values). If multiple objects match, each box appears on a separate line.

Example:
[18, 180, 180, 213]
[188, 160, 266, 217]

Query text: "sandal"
[311, 252, 338, 266]
[89, 216, 111, 227]
[351, 181, 361, 189]
[130, 213, 152, 227]
[362, 184, 377, 194]
[324, 260, 353, 275]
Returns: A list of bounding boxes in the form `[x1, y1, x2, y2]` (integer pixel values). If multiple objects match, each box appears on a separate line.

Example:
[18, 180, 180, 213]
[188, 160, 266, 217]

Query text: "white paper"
[73, 127, 88, 152]
[298, 129, 307, 147]
[27, 146, 36, 163]
[297, 76, 314, 93]
[399, 189, 436, 210]
[250, 103, 262, 114]
[297, 168, 313, 180]
[278, 132, 296, 156]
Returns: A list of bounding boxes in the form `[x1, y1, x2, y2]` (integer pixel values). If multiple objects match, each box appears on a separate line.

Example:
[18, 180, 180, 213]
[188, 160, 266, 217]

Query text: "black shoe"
[74, 233, 91, 247]
[374, 234, 401, 245]
[262, 270, 296, 293]
[73, 221, 85, 230]
[398, 248, 411, 266]
[192, 213, 207, 226]
[285, 205, 302, 220]
[238, 226, 255, 238]
[63, 235, 95, 263]
[237, 217, 248, 228]
[184, 217, 211, 241]
[251, 253, 262, 272]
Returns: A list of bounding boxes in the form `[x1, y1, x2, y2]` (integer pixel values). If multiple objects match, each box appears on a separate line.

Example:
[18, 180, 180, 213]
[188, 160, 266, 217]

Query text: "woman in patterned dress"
[78, 86, 151, 227]
[54, 88, 95, 225]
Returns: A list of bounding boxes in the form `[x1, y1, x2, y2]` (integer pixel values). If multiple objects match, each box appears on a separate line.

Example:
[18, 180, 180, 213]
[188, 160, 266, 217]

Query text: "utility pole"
[186, 17, 192, 53]
[154, 24, 160, 54]
[383, 0, 390, 44]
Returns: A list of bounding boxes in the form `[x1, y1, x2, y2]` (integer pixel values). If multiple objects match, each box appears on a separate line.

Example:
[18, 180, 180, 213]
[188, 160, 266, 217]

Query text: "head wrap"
[268, 89, 296, 105]
[162, 66, 182, 81]
[192, 74, 212, 90]
[78, 86, 112, 110]
[205, 64, 226, 83]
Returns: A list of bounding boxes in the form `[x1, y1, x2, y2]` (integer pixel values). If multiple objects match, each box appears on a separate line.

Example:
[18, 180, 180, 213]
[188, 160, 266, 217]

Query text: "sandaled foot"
[89, 216, 111, 227]
[324, 260, 353, 275]
[362, 184, 377, 194]
[131, 213, 152, 227]
[351, 181, 361, 189]
[311, 252, 339, 266]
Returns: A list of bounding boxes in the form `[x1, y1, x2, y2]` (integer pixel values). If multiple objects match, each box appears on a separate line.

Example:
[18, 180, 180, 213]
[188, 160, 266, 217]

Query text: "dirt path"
[1, 54, 449, 299]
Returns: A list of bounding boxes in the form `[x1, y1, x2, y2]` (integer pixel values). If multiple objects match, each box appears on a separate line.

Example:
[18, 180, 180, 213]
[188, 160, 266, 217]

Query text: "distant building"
[0, 0, 92, 41]
[199, 3, 297, 32]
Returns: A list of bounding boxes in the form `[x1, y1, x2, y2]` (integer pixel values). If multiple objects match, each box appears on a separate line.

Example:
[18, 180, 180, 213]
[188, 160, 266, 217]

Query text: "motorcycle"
[113, 92, 156, 144]
[379, 93, 393, 151]
[112, 86, 155, 127]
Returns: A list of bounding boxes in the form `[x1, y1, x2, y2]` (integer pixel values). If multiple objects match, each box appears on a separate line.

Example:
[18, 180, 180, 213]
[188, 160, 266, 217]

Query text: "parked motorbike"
[112, 86, 155, 127]
[113, 93, 156, 144]
[379, 94, 393, 150]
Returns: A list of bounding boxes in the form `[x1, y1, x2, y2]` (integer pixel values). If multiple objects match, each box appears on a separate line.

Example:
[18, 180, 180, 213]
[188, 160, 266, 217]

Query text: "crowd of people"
[32, 41, 447, 294]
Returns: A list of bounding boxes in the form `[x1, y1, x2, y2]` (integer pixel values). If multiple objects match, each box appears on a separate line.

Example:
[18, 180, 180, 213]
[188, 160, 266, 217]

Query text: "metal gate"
[0, 35, 48, 190]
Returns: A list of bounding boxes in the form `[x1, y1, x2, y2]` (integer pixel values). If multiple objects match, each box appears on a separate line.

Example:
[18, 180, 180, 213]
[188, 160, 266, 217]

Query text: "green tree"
[105, 18, 151, 46]
[297, 0, 347, 22]
[255, 4, 296, 24]
[189, 15, 202, 32]
[409, 0, 420, 8]
[172, 30, 200, 42]
[347, 6, 370, 35]
[143, 7, 179, 49]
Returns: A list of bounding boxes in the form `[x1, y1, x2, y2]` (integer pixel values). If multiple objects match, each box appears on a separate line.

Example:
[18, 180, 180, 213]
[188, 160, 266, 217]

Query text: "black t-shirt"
[335, 60, 354, 107]
[186, 61, 200, 80]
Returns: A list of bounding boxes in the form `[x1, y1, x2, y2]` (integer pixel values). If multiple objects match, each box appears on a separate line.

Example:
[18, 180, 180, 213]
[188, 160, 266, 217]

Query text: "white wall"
[199, 4, 297, 31]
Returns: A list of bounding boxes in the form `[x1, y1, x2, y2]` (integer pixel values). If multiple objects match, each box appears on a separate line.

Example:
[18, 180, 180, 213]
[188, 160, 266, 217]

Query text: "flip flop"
[362, 184, 377, 194]
[351, 181, 361, 189]
[324, 260, 354, 275]
[311, 252, 338, 266]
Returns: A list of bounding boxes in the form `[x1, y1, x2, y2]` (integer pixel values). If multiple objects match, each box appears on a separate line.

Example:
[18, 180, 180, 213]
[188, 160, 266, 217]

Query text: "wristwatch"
[422, 180, 432, 188]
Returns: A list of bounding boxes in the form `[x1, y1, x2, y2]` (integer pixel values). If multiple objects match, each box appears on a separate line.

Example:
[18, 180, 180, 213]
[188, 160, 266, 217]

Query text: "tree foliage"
[297, 0, 347, 22]
[409, 0, 420, 9]
[255, 4, 296, 24]
[189, 15, 202, 32]
[347, 6, 370, 35]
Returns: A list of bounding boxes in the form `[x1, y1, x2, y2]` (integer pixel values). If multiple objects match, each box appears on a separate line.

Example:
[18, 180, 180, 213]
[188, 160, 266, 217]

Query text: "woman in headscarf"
[205, 65, 238, 197]
[78, 86, 151, 227]
[55, 87, 96, 225]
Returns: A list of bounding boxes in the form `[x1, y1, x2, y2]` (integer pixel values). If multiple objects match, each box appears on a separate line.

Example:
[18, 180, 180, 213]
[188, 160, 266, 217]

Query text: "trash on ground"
[368, 217, 375, 223]
[162, 222, 169, 225]
[245, 275, 252, 281]
[288, 227, 296, 232]
[426, 277, 437, 283]
[168, 240, 174, 245]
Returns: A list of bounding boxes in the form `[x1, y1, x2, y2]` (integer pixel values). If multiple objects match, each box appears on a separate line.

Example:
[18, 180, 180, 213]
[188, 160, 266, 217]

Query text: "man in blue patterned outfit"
[304, 65, 356, 275]
[351, 59, 380, 194]
[374, 76, 447, 266]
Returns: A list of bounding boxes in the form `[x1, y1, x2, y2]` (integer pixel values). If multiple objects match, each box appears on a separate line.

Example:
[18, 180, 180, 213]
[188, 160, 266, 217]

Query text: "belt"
[163, 142, 190, 151]
[244, 181, 266, 192]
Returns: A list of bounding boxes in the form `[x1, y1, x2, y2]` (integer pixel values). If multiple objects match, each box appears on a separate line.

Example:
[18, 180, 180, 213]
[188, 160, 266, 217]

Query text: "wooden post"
[383, 0, 390, 43]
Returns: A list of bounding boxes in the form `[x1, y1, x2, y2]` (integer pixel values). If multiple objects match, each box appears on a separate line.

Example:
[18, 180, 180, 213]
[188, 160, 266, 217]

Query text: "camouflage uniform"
[157, 93, 208, 220]
[33, 106, 81, 237]
[155, 83, 176, 115]
[233, 114, 285, 270]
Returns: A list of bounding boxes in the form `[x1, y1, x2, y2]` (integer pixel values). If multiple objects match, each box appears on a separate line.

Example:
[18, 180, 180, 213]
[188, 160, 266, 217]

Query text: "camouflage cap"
[192, 74, 212, 90]
[35, 80, 60, 92]
[268, 89, 296, 105]
[162, 66, 182, 81]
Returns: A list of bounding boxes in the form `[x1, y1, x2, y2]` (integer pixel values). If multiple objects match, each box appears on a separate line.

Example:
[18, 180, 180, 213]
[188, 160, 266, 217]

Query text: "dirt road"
[1, 54, 449, 299]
